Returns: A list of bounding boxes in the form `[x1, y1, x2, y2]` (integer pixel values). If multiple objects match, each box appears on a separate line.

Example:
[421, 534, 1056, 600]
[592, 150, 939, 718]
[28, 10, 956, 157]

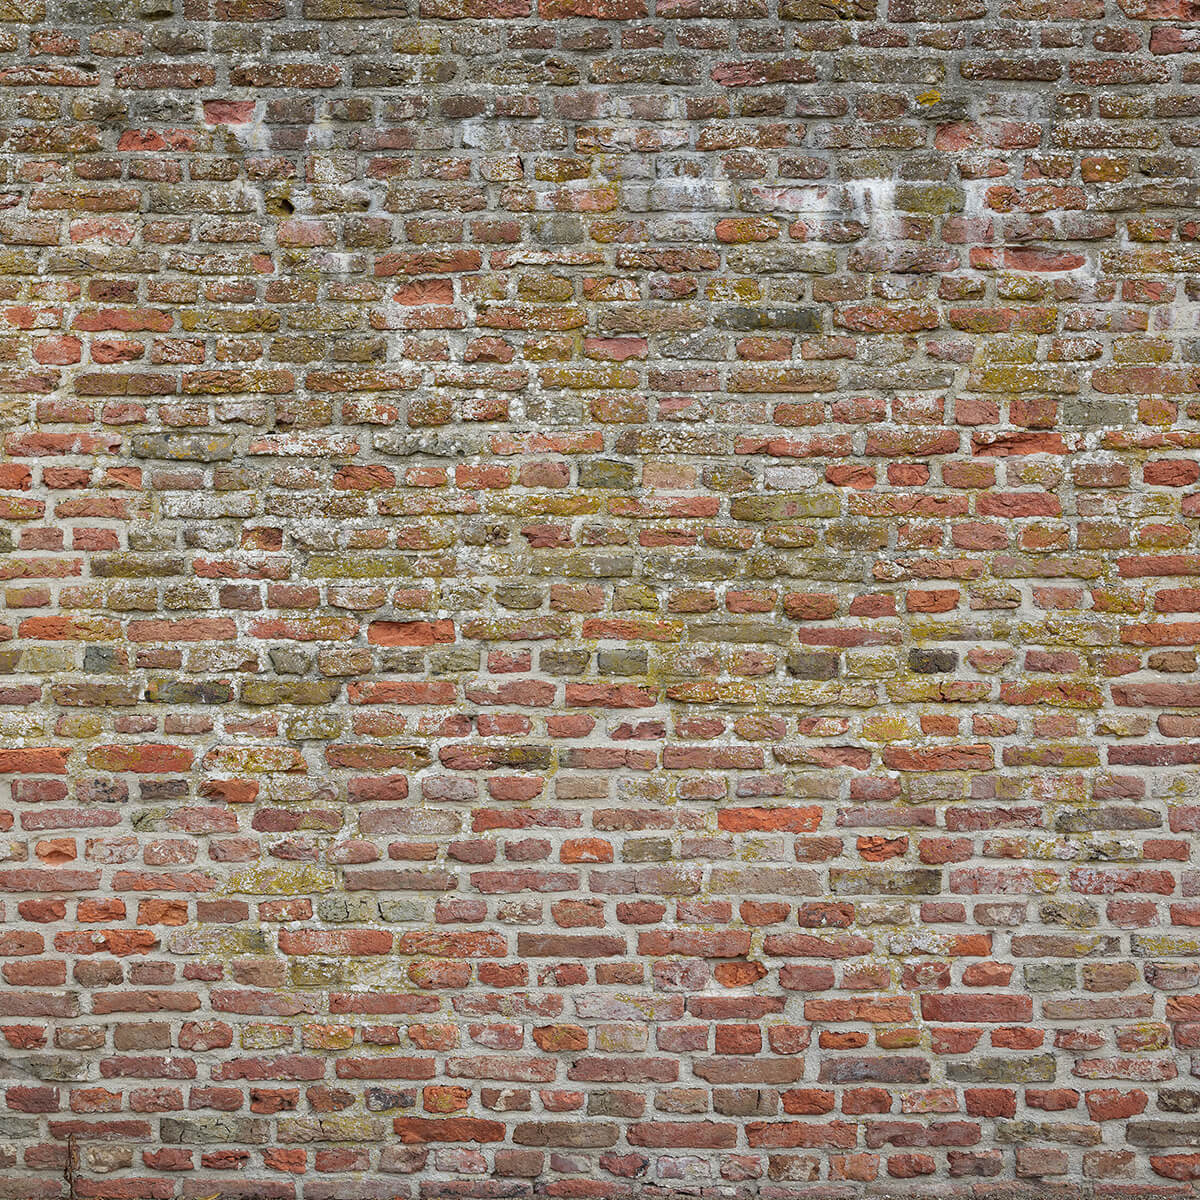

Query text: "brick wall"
[1, 0, 1198, 1195]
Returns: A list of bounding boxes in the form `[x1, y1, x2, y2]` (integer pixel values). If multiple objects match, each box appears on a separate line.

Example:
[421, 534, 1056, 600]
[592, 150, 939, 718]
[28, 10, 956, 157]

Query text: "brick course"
[0, 0, 1199, 1195]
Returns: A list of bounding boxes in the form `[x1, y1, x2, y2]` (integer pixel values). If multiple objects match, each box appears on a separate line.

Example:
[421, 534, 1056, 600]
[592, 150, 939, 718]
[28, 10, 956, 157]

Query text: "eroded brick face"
[1, 0, 1199, 1195]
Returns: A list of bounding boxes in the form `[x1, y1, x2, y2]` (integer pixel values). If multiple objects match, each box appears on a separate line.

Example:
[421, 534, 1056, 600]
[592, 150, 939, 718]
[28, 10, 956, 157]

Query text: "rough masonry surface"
[0, 0, 1199, 1195]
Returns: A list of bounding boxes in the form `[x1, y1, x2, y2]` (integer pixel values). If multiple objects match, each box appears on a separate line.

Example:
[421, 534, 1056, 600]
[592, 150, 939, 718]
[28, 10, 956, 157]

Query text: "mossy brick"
[0, 1, 1195, 1189]
[946, 1056, 1058, 1084]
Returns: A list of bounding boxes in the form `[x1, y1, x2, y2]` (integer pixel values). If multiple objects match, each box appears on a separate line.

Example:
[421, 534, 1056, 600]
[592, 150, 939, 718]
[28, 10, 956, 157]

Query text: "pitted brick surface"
[0, 0, 1199, 1195]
